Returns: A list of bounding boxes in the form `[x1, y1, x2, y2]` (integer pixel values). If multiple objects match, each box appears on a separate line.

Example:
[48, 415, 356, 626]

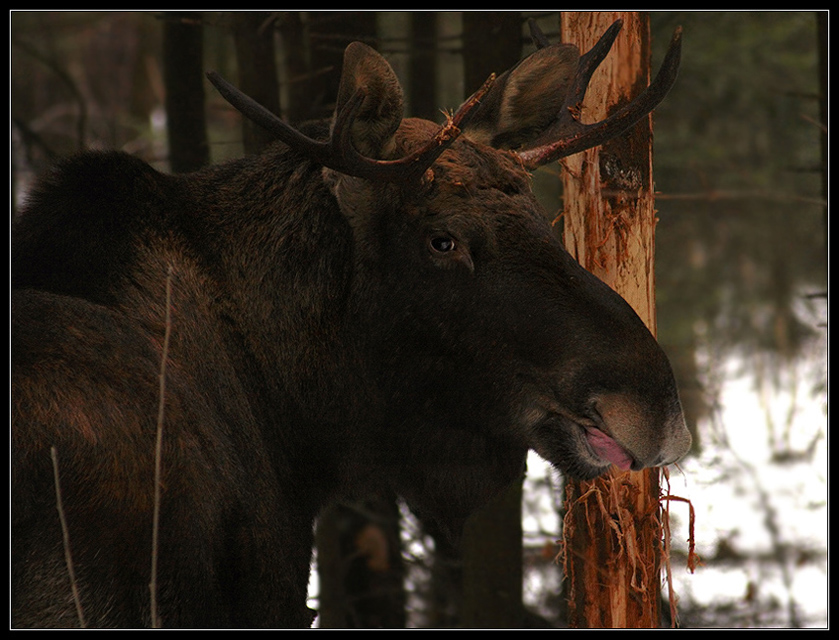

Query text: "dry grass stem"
[50, 446, 87, 628]
[150, 264, 174, 629]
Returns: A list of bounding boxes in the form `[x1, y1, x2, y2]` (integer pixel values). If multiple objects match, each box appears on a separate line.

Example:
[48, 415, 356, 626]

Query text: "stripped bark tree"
[558, 11, 668, 628]
[232, 12, 281, 156]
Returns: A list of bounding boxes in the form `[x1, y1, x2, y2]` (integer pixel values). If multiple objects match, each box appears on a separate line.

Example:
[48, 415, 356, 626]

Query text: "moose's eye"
[426, 232, 474, 273]
[429, 234, 456, 253]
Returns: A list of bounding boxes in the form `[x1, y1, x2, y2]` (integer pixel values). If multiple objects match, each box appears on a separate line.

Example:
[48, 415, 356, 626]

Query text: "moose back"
[11, 22, 690, 628]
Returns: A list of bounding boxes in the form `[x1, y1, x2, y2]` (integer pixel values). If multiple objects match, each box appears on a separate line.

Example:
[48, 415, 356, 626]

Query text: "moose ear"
[334, 42, 405, 159]
[463, 44, 580, 150]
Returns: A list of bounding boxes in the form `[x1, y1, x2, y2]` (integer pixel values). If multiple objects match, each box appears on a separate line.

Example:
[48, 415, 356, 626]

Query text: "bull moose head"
[205, 19, 689, 516]
[12, 19, 690, 628]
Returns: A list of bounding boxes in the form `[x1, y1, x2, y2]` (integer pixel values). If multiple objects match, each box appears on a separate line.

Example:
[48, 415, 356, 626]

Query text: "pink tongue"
[585, 427, 633, 470]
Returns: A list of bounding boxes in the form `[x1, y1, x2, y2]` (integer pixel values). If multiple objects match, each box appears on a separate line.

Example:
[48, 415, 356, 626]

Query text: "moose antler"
[206, 70, 494, 183]
[517, 19, 682, 169]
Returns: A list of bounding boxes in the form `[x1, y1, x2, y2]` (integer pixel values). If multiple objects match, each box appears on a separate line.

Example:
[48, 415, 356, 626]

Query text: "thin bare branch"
[12, 37, 88, 151]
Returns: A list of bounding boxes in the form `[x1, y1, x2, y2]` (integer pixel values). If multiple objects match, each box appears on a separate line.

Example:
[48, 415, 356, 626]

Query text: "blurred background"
[10, 11, 827, 628]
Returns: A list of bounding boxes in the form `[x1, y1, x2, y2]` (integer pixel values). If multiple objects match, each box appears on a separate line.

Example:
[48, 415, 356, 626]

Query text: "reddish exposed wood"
[559, 11, 663, 628]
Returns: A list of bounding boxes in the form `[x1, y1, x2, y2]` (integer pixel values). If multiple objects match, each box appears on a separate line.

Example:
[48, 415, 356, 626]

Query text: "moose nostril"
[588, 391, 692, 470]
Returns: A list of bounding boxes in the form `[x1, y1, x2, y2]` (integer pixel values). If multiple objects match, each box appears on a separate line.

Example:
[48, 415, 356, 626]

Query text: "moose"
[12, 20, 690, 628]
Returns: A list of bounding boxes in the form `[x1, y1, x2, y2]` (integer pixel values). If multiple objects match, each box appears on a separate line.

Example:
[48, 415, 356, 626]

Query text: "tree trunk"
[307, 12, 378, 121]
[559, 11, 663, 628]
[460, 478, 525, 628]
[461, 12, 522, 96]
[162, 12, 208, 173]
[232, 12, 280, 156]
[278, 12, 310, 124]
[408, 12, 438, 121]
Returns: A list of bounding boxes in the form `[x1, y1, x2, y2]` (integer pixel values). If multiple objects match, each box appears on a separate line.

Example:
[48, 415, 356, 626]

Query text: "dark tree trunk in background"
[461, 12, 523, 92]
[278, 12, 310, 124]
[232, 12, 280, 156]
[461, 478, 526, 628]
[558, 11, 664, 628]
[162, 12, 208, 172]
[306, 12, 377, 121]
[408, 12, 438, 121]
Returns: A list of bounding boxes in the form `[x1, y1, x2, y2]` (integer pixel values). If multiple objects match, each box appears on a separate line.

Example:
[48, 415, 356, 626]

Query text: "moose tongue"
[584, 427, 633, 471]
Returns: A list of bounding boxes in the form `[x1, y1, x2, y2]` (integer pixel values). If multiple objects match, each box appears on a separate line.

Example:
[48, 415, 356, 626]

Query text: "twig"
[655, 188, 825, 207]
[150, 264, 174, 629]
[50, 446, 87, 628]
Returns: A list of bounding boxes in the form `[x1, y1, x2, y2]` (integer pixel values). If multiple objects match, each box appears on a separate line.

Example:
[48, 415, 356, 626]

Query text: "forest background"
[10, 10, 827, 628]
